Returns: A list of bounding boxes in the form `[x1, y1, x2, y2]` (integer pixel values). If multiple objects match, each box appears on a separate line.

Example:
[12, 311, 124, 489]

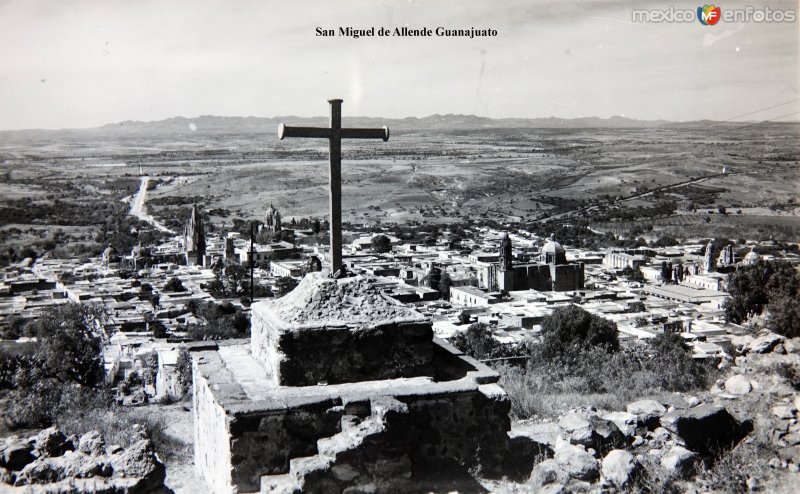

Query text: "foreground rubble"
[500, 330, 800, 493]
[0, 426, 166, 493]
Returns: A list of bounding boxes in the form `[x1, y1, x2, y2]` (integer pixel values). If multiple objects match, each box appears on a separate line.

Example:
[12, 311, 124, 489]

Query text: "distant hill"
[0, 113, 795, 141]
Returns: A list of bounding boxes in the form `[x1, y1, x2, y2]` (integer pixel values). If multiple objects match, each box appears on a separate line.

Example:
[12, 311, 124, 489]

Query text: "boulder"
[602, 449, 637, 488]
[660, 404, 753, 455]
[627, 400, 666, 430]
[61, 450, 112, 479]
[602, 412, 638, 437]
[35, 428, 73, 458]
[660, 446, 696, 479]
[558, 411, 625, 453]
[78, 431, 106, 457]
[14, 457, 67, 485]
[109, 439, 166, 492]
[554, 440, 600, 482]
[748, 332, 785, 354]
[529, 459, 569, 489]
[730, 335, 755, 355]
[724, 375, 752, 395]
[1, 441, 35, 471]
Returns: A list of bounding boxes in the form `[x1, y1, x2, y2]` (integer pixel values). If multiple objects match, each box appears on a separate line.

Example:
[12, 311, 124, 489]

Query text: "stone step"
[288, 453, 336, 482]
[318, 416, 385, 458]
[260, 473, 301, 494]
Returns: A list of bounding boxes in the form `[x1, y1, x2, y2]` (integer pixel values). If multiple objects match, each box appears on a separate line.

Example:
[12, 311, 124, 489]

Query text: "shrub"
[142, 352, 158, 386]
[164, 277, 184, 292]
[494, 333, 717, 419]
[175, 348, 192, 397]
[540, 305, 619, 357]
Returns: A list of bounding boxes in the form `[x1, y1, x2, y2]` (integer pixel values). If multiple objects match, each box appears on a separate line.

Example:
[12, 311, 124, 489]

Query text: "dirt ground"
[141, 401, 209, 494]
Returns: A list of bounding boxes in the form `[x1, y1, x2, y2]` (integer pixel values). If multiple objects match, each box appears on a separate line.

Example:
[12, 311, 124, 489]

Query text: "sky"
[0, 0, 798, 130]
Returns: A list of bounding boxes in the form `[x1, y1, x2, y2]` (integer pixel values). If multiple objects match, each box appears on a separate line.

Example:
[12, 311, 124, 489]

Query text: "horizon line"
[2, 113, 799, 133]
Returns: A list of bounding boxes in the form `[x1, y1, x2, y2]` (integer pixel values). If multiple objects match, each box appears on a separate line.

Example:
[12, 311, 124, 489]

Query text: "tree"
[724, 260, 798, 326]
[164, 277, 185, 292]
[450, 323, 503, 360]
[427, 265, 441, 290]
[313, 219, 321, 234]
[175, 347, 192, 397]
[208, 261, 248, 298]
[660, 261, 673, 284]
[458, 311, 471, 325]
[25, 303, 105, 388]
[540, 305, 619, 356]
[438, 272, 453, 300]
[371, 234, 392, 253]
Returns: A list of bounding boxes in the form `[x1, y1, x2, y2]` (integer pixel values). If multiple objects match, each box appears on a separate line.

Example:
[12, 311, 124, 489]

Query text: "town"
[1, 191, 794, 398]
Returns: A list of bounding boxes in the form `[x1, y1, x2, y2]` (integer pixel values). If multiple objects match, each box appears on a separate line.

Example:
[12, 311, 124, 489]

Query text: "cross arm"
[278, 124, 332, 140]
[340, 126, 390, 141]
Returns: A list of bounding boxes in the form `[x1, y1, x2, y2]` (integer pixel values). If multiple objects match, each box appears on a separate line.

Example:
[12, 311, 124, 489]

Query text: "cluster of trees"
[724, 260, 800, 337]
[426, 265, 453, 300]
[452, 305, 716, 419]
[0, 304, 107, 428]
[184, 300, 250, 340]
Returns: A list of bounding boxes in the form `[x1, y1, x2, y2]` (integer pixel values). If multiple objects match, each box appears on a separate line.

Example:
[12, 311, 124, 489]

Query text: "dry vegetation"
[1, 122, 797, 259]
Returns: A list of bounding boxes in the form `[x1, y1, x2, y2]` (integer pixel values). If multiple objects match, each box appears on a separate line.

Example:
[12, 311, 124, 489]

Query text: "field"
[0, 120, 798, 253]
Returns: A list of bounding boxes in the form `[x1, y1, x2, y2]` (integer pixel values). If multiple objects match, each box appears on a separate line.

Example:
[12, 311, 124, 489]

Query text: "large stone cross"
[279, 99, 389, 276]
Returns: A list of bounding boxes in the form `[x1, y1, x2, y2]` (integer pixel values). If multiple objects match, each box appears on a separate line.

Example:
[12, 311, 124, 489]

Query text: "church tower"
[498, 233, 515, 292]
[703, 240, 716, 273]
[184, 204, 206, 266]
[264, 203, 282, 233]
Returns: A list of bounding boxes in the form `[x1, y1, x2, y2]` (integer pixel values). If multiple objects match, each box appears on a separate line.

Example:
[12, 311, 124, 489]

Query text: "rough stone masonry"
[192, 273, 511, 493]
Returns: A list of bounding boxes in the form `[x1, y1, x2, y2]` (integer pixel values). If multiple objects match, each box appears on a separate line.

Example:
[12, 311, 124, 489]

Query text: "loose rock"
[602, 449, 637, 488]
[554, 440, 600, 482]
[725, 375, 752, 395]
[627, 400, 666, 430]
[529, 459, 570, 489]
[35, 427, 72, 458]
[660, 446, 696, 479]
[660, 404, 753, 455]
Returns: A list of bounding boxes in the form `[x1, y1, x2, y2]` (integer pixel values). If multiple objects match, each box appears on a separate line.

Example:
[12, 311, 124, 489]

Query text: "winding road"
[129, 177, 173, 233]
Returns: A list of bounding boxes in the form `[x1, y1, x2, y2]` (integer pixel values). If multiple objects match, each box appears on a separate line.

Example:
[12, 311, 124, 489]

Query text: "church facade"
[497, 234, 585, 292]
[263, 203, 281, 232]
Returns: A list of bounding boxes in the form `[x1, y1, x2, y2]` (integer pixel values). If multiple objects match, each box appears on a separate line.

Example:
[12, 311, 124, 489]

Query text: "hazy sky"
[0, 0, 798, 130]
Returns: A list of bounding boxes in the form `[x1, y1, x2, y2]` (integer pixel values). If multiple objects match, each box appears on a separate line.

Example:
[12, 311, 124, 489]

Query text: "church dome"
[743, 248, 759, 265]
[541, 235, 567, 265]
[542, 239, 565, 255]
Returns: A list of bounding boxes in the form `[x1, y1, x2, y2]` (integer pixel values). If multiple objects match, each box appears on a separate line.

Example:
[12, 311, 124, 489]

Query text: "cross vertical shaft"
[328, 99, 343, 274]
[278, 99, 389, 277]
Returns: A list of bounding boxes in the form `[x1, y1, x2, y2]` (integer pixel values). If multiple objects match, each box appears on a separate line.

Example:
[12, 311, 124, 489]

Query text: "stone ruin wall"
[192, 361, 510, 493]
[251, 304, 435, 386]
[249, 307, 281, 384]
[227, 397, 343, 492]
[193, 357, 234, 494]
[403, 383, 511, 475]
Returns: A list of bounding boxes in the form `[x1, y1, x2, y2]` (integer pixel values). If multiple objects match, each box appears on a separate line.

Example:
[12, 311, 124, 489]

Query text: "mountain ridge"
[1, 113, 796, 137]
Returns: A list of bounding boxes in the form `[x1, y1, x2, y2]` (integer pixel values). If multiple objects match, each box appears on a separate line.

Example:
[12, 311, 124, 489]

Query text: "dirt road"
[130, 177, 173, 233]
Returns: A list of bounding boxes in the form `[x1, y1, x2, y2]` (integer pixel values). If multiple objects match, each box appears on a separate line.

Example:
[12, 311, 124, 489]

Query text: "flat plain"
[0, 119, 798, 254]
